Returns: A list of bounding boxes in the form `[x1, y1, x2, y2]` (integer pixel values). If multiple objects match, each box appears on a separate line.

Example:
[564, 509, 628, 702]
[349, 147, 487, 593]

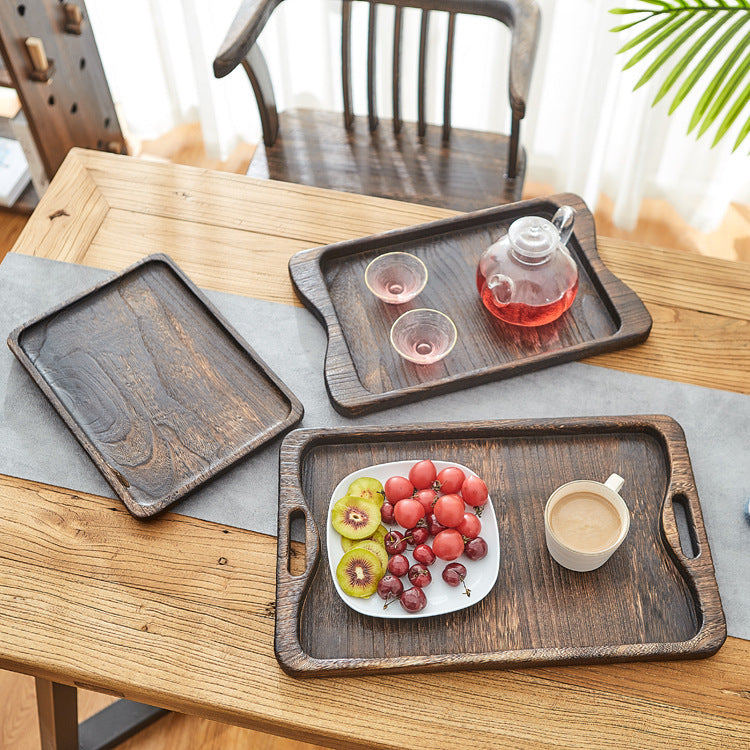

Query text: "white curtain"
[87, 0, 749, 232]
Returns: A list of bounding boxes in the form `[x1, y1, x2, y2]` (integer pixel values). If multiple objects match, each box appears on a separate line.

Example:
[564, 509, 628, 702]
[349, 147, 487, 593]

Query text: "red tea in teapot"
[476, 272, 579, 326]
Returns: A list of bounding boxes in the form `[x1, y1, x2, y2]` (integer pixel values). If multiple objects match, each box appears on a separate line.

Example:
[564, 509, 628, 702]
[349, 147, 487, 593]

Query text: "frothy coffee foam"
[549, 491, 622, 553]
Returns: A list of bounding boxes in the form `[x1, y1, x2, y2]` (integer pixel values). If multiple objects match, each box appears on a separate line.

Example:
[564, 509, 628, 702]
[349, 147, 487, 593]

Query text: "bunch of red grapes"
[377, 459, 489, 613]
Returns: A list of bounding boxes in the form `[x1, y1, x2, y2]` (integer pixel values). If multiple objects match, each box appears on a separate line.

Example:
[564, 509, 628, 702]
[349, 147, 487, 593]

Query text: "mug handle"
[604, 473, 625, 494]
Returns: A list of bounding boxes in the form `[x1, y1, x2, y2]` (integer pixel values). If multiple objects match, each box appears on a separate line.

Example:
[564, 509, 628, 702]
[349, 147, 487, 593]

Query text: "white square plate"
[326, 459, 501, 618]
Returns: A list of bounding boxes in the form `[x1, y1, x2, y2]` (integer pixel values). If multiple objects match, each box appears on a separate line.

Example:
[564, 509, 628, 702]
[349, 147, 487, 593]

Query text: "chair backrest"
[214, 0, 540, 178]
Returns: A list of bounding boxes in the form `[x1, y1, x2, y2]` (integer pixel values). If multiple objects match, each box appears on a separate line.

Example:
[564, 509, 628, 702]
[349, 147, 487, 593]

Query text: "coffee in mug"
[544, 474, 629, 572]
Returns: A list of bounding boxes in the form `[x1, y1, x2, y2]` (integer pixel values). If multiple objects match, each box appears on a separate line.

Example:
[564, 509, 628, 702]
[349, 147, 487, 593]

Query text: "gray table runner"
[1, 252, 748, 639]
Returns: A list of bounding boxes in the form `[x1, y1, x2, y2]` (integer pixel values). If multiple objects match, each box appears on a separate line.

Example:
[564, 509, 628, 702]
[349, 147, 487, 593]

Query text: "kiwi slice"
[346, 477, 385, 508]
[341, 523, 389, 553]
[331, 496, 381, 540]
[352, 540, 388, 576]
[370, 523, 388, 546]
[336, 548, 381, 598]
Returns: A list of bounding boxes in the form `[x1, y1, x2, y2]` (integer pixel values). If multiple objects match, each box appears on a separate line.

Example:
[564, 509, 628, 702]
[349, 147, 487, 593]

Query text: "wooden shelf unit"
[0, 1, 126, 212]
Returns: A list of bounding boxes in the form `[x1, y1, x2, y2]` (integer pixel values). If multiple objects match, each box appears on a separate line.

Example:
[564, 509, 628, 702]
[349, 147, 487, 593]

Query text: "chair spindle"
[392, 5, 403, 134]
[442, 12, 456, 142]
[418, 9, 430, 138]
[342, 0, 354, 130]
[367, 2, 378, 132]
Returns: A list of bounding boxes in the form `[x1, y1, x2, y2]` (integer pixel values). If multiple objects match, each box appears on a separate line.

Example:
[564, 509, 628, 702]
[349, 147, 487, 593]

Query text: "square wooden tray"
[275, 416, 725, 677]
[8, 253, 304, 517]
[289, 194, 652, 416]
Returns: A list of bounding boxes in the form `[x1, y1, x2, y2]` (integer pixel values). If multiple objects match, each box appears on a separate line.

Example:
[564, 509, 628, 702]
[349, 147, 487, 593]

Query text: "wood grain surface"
[275, 416, 724, 676]
[13, 151, 748, 395]
[8, 254, 303, 516]
[289, 193, 652, 415]
[0, 474, 747, 750]
[1, 150, 749, 749]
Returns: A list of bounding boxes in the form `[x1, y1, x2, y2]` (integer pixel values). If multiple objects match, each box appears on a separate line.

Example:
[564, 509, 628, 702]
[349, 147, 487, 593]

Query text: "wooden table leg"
[34, 677, 169, 750]
[35, 678, 78, 750]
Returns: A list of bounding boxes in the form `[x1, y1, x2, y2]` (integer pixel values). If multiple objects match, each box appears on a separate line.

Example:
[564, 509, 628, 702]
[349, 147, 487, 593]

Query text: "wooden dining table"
[1, 148, 749, 750]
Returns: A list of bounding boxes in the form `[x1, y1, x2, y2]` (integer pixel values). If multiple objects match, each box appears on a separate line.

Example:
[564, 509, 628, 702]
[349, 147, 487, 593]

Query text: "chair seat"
[247, 109, 526, 211]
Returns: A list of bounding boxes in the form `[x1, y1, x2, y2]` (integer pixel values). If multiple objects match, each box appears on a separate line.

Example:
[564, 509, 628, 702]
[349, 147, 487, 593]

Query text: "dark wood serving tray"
[275, 416, 725, 677]
[8, 253, 304, 518]
[289, 193, 652, 416]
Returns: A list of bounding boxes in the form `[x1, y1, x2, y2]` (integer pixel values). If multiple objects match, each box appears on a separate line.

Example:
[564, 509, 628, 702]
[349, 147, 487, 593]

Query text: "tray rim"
[7, 252, 304, 518]
[275, 414, 726, 677]
[289, 193, 653, 416]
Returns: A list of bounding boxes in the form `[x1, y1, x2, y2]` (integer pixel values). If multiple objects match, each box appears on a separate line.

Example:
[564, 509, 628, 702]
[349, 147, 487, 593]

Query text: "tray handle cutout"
[275, 497, 322, 675]
[280, 503, 320, 582]
[662, 491, 701, 563]
[671, 493, 700, 559]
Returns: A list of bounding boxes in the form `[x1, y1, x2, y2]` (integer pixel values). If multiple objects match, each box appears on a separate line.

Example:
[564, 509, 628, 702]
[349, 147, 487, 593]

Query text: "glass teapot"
[476, 206, 578, 327]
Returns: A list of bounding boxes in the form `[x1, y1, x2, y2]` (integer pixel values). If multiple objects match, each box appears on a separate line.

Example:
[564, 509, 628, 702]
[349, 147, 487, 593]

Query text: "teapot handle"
[552, 206, 575, 247]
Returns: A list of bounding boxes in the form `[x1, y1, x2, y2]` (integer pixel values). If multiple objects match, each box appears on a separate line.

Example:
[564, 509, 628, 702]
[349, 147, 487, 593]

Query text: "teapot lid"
[508, 216, 558, 259]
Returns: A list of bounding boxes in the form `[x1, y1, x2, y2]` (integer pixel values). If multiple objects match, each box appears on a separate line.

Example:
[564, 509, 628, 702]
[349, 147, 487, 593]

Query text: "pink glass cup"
[365, 252, 428, 304]
[390, 308, 457, 365]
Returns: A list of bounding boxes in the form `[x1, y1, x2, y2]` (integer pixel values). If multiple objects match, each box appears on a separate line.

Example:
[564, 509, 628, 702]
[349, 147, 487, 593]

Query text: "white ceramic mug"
[544, 473, 630, 572]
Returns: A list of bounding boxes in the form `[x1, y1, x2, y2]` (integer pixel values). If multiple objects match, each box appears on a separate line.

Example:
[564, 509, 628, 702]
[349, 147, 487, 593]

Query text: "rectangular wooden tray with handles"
[275, 415, 725, 677]
[288, 194, 652, 416]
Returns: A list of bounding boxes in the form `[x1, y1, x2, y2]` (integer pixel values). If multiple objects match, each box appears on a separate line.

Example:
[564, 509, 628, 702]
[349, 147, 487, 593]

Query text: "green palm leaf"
[653, 13, 732, 105]
[623, 13, 693, 70]
[733, 112, 750, 151]
[714, 77, 750, 146]
[671, 16, 749, 113]
[633, 13, 713, 90]
[611, 0, 750, 148]
[617, 13, 681, 57]
[698, 51, 750, 136]
[689, 28, 750, 132]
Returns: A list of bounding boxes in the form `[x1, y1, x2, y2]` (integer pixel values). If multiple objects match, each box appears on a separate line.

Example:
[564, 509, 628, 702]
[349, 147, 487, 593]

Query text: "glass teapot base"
[479, 282, 578, 327]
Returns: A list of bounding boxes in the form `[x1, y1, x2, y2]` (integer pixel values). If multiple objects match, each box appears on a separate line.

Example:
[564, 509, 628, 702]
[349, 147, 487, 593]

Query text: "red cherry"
[413, 544, 436, 565]
[442, 562, 467, 586]
[406, 525, 430, 546]
[442, 562, 471, 596]
[400, 586, 427, 612]
[384, 530, 407, 555]
[387, 553, 409, 577]
[380, 501, 396, 524]
[408, 563, 432, 588]
[464, 536, 488, 561]
[426, 512, 447, 537]
[377, 574, 404, 601]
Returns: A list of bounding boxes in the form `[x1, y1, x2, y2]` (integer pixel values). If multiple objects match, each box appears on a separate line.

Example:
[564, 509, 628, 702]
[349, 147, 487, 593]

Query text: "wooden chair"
[213, 0, 540, 212]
